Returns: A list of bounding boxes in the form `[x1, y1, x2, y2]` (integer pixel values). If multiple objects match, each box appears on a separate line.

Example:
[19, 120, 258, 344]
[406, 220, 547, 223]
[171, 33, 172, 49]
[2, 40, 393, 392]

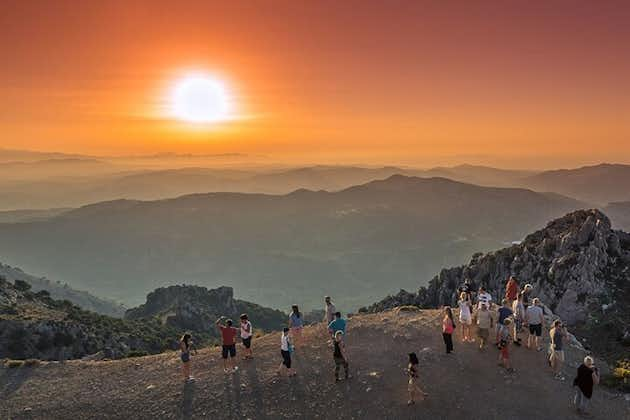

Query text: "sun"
[170, 74, 233, 124]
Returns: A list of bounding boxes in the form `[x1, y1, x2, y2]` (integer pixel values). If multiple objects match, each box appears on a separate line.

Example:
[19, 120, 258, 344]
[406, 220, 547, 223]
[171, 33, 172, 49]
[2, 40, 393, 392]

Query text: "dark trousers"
[442, 333, 454, 353]
[334, 356, 348, 380]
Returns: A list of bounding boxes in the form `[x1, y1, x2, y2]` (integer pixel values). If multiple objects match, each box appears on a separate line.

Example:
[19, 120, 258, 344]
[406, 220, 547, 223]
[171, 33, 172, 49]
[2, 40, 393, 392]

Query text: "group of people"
[179, 296, 349, 383]
[428, 276, 600, 415]
[179, 282, 601, 416]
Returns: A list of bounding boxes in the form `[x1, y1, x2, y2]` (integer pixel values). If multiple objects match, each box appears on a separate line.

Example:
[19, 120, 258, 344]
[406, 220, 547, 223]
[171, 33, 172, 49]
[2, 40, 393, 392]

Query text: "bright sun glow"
[170, 74, 233, 123]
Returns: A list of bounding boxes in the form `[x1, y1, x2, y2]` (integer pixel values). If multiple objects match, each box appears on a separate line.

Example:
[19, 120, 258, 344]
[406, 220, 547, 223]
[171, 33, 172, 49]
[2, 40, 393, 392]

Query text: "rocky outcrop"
[125, 285, 286, 336]
[363, 209, 630, 329]
[0, 277, 177, 360]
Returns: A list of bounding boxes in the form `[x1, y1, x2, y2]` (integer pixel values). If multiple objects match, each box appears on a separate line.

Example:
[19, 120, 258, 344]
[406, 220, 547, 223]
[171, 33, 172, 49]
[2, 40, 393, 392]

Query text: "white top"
[240, 320, 252, 339]
[477, 292, 492, 309]
[325, 302, 336, 322]
[458, 300, 471, 319]
[281, 333, 290, 351]
[512, 300, 525, 319]
[526, 305, 544, 325]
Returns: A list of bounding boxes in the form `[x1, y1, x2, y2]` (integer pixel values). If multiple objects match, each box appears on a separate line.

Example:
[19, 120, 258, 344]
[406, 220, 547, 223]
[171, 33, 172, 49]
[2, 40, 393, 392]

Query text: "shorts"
[551, 350, 565, 362]
[477, 328, 489, 340]
[408, 377, 419, 392]
[529, 324, 542, 337]
[242, 336, 252, 349]
[222, 344, 236, 359]
[281, 349, 291, 368]
[291, 326, 303, 337]
[181, 352, 190, 363]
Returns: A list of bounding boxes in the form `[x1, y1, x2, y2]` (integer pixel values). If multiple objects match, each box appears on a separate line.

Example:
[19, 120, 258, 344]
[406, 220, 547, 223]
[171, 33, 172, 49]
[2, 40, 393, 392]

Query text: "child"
[497, 318, 514, 373]
[278, 327, 296, 376]
[406, 352, 428, 405]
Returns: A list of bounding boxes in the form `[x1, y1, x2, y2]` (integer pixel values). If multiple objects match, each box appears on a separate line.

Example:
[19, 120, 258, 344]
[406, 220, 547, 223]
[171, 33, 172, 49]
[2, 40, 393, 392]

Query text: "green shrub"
[23, 359, 41, 367]
[126, 350, 149, 358]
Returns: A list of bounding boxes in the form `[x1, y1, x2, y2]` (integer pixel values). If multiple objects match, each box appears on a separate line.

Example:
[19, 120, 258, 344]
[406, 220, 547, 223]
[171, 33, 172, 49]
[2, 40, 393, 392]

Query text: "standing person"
[495, 298, 513, 344]
[406, 352, 428, 405]
[180, 333, 196, 382]
[240, 314, 253, 360]
[458, 292, 473, 342]
[333, 331, 349, 382]
[328, 312, 347, 338]
[512, 293, 525, 346]
[457, 279, 475, 303]
[288, 305, 304, 349]
[477, 286, 493, 309]
[573, 356, 600, 416]
[442, 306, 455, 354]
[216, 316, 239, 373]
[497, 318, 514, 373]
[520, 284, 533, 309]
[525, 298, 545, 351]
[505, 276, 519, 306]
[324, 296, 337, 325]
[549, 320, 567, 380]
[278, 327, 296, 376]
[475, 303, 493, 351]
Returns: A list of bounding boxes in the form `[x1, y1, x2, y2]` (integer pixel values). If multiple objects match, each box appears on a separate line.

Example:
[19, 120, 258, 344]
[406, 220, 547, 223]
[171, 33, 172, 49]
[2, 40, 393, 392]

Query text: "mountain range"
[0, 175, 584, 311]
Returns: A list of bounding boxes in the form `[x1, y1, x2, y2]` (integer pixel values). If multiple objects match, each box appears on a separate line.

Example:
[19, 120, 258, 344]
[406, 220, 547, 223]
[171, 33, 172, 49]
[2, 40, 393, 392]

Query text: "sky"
[1, 0, 629, 168]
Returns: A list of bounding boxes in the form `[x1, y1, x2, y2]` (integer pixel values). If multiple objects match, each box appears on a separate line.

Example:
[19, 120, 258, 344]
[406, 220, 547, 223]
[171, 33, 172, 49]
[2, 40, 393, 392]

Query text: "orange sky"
[1, 0, 629, 168]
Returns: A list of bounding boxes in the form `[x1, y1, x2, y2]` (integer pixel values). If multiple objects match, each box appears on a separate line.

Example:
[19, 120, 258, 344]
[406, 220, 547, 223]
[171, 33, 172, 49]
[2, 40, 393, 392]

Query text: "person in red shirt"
[216, 316, 239, 373]
[505, 276, 519, 306]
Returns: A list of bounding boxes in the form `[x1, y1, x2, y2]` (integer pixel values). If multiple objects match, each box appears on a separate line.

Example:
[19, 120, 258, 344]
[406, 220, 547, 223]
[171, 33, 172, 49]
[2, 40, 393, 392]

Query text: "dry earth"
[1, 309, 628, 419]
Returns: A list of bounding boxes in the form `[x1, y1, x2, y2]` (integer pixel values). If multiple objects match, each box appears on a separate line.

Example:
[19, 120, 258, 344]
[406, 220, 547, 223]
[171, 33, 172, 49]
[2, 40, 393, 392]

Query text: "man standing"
[324, 296, 337, 325]
[549, 320, 567, 380]
[216, 316, 239, 373]
[328, 312, 347, 338]
[512, 293, 525, 346]
[525, 298, 545, 351]
[477, 287, 492, 310]
[505, 276, 519, 306]
[496, 298, 513, 344]
[475, 303, 493, 351]
[239, 313, 253, 360]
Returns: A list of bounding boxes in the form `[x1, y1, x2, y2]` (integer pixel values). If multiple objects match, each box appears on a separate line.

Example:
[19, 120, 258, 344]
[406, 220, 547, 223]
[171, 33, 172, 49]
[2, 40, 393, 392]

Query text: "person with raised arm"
[215, 316, 239, 373]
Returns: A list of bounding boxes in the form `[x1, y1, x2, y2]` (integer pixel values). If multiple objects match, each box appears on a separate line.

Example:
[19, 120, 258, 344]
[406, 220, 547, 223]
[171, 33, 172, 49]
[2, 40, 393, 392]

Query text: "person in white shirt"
[239, 313, 253, 359]
[477, 287, 492, 310]
[278, 327, 296, 376]
[525, 298, 545, 351]
[324, 296, 336, 324]
[458, 292, 473, 342]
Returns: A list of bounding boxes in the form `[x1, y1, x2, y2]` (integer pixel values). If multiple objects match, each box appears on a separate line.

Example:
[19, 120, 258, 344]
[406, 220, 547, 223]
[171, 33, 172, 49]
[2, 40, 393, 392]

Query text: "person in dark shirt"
[495, 298, 513, 344]
[332, 331, 349, 382]
[573, 356, 600, 415]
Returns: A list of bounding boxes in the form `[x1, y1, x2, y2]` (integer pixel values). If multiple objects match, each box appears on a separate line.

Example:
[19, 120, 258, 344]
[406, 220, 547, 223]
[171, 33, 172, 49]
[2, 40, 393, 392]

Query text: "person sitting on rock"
[549, 319, 567, 380]
[406, 352, 428, 405]
[216, 316, 239, 373]
[328, 312, 347, 339]
[525, 298, 545, 351]
[333, 330, 349, 382]
[240, 313, 253, 360]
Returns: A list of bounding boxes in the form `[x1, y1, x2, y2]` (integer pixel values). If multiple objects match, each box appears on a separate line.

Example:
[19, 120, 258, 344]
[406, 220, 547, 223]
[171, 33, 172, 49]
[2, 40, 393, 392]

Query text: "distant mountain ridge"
[0, 175, 585, 311]
[0, 262, 124, 317]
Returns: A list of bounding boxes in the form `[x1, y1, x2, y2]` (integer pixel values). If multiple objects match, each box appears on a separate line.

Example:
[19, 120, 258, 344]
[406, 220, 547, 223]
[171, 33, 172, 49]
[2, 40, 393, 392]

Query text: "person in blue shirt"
[495, 298, 513, 344]
[328, 312, 347, 338]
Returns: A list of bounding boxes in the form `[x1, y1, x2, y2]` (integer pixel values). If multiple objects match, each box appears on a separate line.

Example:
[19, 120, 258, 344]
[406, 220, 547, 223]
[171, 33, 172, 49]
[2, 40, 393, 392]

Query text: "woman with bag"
[442, 306, 456, 354]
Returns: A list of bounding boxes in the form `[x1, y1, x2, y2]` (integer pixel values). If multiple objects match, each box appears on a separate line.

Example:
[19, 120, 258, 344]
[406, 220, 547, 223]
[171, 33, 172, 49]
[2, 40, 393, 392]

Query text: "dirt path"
[1, 310, 628, 419]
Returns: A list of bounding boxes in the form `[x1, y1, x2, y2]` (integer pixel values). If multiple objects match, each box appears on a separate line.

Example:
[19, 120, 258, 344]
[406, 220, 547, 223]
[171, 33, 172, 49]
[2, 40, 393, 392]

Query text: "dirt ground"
[1, 309, 628, 419]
